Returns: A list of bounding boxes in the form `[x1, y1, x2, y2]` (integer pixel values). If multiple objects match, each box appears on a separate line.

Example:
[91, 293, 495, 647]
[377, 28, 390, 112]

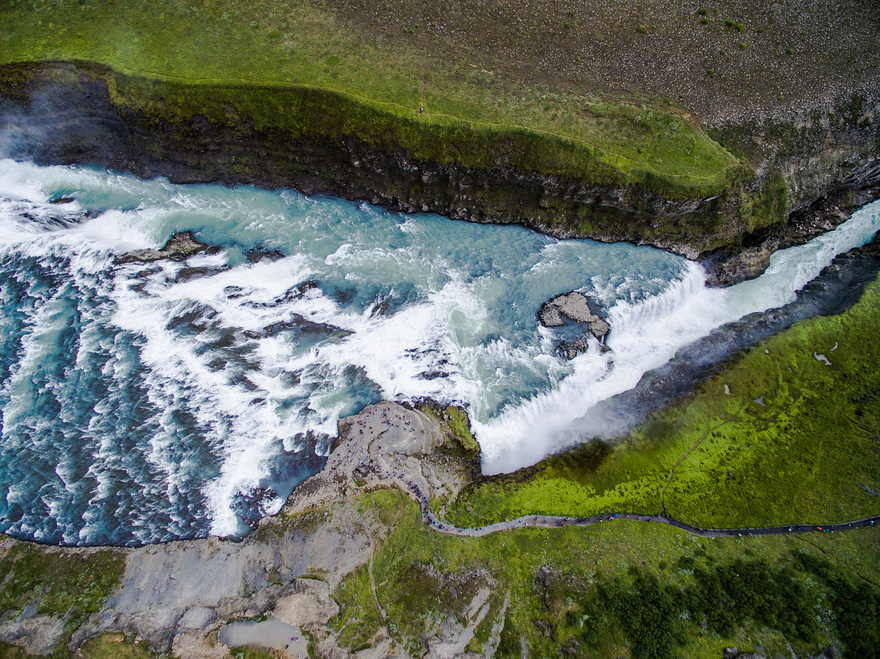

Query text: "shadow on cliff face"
[0, 75, 140, 169]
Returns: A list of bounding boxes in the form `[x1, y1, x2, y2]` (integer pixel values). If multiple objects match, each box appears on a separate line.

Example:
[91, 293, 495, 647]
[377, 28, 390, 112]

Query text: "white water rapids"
[0, 158, 877, 544]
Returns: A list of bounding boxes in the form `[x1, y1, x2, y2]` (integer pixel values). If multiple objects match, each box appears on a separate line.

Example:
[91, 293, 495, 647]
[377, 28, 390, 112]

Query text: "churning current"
[0, 158, 878, 546]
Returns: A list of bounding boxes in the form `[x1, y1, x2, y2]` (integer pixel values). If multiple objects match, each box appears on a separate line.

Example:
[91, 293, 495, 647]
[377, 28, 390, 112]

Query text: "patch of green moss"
[442, 406, 480, 456]
[0, 544, 124, 621]
[79, 635, 155, 659]
[365, 488, 411, 527]
[329, 563, 384, 650]
[741, 168, 789, 233]
[0, 544, 125, 658]
[0, 643, 29, 659]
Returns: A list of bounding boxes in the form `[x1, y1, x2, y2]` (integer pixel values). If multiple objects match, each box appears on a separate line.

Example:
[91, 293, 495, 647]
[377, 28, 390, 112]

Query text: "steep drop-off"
[1, 60, 876, 284]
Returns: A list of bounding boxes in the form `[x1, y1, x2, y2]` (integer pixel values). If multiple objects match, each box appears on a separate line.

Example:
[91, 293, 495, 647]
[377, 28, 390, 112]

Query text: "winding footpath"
[333, 402, 880, 543]
[402, 480, 880, 540]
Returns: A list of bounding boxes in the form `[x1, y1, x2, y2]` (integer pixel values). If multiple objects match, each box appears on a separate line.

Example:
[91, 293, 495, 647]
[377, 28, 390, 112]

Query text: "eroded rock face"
[272, 579, 339, 627]
[0, 614, 67, 656]
[116, 231, 220, 265]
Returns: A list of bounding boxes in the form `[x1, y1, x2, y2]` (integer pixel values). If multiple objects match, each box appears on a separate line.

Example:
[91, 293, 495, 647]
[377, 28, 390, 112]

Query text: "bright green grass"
[447, 275, 880, 530]
[443, 406, 480, 455]
[328, 563, 384, 651]
[78, 635, 155, 659]
[0, 543, 126, 658]
[0, 0, 744, 199]
[0, 544, 124, 620]
[342, 489, 880, 658]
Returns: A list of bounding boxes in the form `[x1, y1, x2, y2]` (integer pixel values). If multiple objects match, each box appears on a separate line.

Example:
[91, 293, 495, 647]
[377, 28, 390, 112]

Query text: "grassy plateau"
[0, 0, 749, 203]
[334, 489, 880, 658]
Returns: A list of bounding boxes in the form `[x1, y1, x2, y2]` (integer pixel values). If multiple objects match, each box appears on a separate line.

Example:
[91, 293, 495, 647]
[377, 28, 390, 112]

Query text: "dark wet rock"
[556, 338, 612, 359]
[540, 291, 611, 358]
[242, 315, 352, 341]
[538, 292, 610, 340]
[166, 303, 218, 334]
[246, 245, 285, 263]
[249, 281, 320, 308]
[371, 298, 392, 316]
[556, 339, 591, 360]
[230, 373, 260, 392]
[420, 371, 451, 380]
[210, 329, 237, 349]
[22, 209, 86, 229]
[116, 231, 220, 265]
[175, 266, 222, 283]
[224, 285, 245, 298]
[230, 486, 278, 530]
[331, 286, 357, 305]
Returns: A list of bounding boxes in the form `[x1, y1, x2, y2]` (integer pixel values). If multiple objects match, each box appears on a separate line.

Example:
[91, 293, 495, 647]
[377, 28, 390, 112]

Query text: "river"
[0, 158, 877, 545]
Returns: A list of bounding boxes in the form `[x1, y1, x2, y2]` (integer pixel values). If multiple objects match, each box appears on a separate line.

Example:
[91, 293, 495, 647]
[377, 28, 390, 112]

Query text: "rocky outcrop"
[702, 159, 880, 286]
[538, 291, 610, 359]
[116, 231, 219, 264]
[0, 614, 67, 656]
[538, 292, 610, 339]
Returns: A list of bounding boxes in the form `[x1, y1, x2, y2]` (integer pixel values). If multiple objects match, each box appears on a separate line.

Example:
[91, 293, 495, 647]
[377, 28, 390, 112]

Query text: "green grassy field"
[0, 0, 746, 202]
[335, 489, 880, 658]
[0, 543, 125, 659]
[446, 274, 880, 532]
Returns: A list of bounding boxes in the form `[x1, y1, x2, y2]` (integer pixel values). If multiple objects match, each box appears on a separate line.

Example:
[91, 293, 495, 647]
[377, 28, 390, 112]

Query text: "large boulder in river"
[116, 231, 219, 264]
[538, 291, 610, 340]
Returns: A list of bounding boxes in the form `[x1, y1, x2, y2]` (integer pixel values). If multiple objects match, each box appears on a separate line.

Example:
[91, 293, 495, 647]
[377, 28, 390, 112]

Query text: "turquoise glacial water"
[0, 158, 877, 545]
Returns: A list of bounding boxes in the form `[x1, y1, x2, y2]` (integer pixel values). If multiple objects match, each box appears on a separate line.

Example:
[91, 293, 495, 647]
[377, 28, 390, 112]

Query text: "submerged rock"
[246, 245, 285, 263]
[242, 315, 353, 340]
[175, 266, 226, 283]
[248, 280, 320, 308]
[116, 231, 220, 264]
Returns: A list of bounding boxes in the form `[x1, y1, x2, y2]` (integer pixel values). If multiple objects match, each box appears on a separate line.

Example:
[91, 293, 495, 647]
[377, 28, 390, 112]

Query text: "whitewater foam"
[0, 157, 878, 544]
